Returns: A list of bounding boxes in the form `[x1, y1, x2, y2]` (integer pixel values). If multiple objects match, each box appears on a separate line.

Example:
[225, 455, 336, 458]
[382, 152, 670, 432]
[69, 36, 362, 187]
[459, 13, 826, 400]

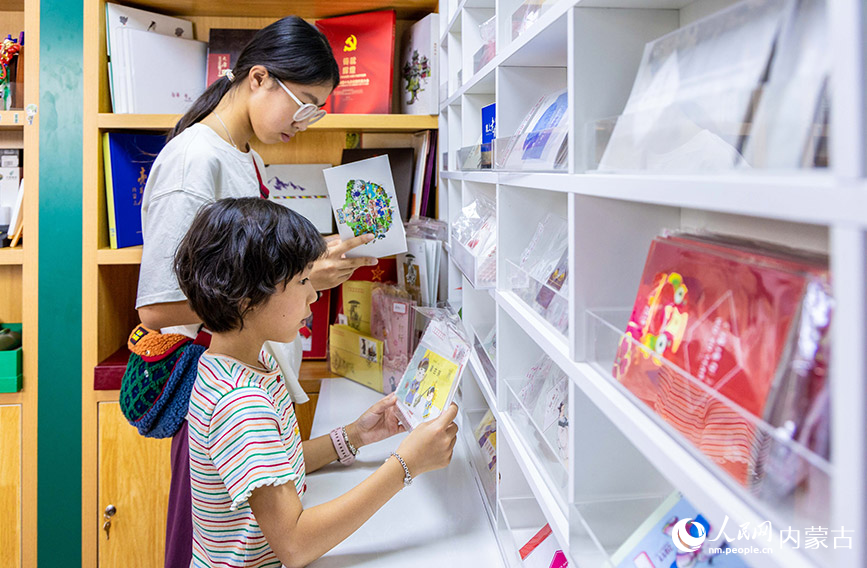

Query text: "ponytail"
[168, 76, 233, 142]
[167, 16, 339, 143]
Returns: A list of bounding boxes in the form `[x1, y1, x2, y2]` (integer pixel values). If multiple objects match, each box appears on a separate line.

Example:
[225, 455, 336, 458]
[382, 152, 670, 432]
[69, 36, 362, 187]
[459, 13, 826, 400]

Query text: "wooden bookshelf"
[83, 0, 438, 566]
[0, 0, 38, 566]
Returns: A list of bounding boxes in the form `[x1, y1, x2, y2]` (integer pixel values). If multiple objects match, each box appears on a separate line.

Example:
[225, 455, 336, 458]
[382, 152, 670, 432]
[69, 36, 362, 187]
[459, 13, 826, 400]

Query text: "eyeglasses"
[273, 75, 327, 125]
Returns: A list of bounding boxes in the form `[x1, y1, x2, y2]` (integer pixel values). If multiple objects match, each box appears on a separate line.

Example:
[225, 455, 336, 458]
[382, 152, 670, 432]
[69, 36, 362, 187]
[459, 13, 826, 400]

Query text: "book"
[518, 524, 568, 568]
[117, 27, 207, 114]
[0, 167, 20, 212]
[105, 3, 194, 113]
[610, 492, 748, 568]
[394, 314, 470, 429]
[6, 178, 23, 244]
[482, 103, 496, 144]
[102, 132, 166, 249]
[329, 324, 384, 392]
[371, 286, 415, 394]
[420, 130, 438, 217]
[315, 10, 396, 114]
[206, 28, 258, 87]
[323, 155, 408, 258]
[342, 280, 374, 335]
[342, 147, 415, 222]
[399, 14, 439, 115]
[264, 163, 334, 233]
[410, 130, 431, 215]
[301, 289, 330, 360]
[614, 233, 830, 487]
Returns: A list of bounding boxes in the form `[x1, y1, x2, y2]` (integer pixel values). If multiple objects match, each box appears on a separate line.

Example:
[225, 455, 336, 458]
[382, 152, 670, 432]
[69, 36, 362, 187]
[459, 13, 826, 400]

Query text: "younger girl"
[134, 17, 377, 566]
[175, 198, 459, 568]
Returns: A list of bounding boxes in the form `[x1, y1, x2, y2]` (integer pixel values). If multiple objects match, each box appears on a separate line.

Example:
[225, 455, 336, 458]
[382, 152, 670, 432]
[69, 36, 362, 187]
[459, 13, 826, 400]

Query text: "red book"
[206, 28, 258, 87]
[302, 289, 331, 359]
[315, 10, 396, 114]
[614, 234, 831, 486]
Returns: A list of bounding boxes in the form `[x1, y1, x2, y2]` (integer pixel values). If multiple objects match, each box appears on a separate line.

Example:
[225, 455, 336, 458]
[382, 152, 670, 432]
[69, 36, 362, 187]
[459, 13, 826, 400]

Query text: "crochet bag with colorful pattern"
[120, 324, 206, 438]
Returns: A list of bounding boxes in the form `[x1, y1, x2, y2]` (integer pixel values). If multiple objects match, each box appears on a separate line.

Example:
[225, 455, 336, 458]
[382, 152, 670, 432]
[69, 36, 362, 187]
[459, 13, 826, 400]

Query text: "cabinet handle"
[103, 504, 117, 540]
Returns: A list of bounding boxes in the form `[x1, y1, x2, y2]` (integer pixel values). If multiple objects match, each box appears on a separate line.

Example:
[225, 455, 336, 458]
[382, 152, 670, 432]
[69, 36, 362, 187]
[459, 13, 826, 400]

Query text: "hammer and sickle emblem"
[344, 34, 358, 52]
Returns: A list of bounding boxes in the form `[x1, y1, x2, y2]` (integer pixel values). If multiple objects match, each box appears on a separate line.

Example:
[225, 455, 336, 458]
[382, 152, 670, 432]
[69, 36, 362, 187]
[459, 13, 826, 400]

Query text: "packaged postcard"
[614, 232, 831, 491]
[498, 89, 568, 171]
[394, 308, 471, 429]
[323, 155, 408, 258]
[371, 286, 415, 394]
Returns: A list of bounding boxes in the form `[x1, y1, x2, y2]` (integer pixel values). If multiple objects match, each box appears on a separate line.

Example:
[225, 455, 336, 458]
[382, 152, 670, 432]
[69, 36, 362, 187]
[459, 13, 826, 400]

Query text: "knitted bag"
[120, 324, 206, 438]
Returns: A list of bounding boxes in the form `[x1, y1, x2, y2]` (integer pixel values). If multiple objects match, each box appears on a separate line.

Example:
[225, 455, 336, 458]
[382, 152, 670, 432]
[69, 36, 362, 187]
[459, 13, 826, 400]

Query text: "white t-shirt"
[137, 123, 266, 308]
[135, 122, 308, 403]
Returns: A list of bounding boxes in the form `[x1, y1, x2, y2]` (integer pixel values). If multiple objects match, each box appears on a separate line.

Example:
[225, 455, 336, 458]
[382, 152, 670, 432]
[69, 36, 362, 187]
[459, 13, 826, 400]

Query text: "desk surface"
[305, 378, 503, 568]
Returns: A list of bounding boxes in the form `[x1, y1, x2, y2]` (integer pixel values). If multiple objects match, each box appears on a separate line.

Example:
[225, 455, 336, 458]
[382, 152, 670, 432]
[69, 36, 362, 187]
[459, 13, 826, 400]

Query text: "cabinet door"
[98, 402, 171, 567]
[0, 405, 20, 568]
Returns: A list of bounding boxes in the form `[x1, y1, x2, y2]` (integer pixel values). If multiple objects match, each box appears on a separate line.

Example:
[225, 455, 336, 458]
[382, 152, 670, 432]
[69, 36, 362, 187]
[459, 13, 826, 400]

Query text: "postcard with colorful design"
[394, 348, 459, 429]
[323, 155, 407, 258]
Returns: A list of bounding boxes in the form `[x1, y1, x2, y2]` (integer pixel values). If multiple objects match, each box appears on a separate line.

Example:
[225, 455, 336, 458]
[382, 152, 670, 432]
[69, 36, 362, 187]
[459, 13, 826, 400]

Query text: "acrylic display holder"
[493, 126, 569, 172]
[471, 327, 497, 393]
[588, 84, 829, 173]
[498, 497, 551, 568]
[504, 375, 569, 506]
[510, 0, 551, 42]
[587, 308, 833, 552]
[451, 237, 496, 289]
[506, 259, 568, 336]
[457, 142, 493, 171]
[463, 407, 498, 515]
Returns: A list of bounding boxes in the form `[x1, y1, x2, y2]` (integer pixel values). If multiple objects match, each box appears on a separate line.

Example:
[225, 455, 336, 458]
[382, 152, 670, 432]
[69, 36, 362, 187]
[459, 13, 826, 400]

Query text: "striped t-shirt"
[188, 350, 306, 568]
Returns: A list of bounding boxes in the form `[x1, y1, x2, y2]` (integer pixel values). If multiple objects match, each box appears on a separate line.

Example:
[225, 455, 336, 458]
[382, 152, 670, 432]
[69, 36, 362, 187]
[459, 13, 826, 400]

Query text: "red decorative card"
[315, 10, 396, 114]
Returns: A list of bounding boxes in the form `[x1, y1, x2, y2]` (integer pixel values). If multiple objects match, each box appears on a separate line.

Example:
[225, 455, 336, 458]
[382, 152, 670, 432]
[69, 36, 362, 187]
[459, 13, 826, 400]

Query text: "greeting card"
[329, 324, 384, 392]
[323, 155, 408, 258]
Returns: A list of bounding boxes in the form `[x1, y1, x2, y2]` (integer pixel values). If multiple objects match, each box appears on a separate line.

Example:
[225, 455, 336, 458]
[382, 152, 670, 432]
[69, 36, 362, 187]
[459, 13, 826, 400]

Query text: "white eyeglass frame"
[273, 76, 327, 125]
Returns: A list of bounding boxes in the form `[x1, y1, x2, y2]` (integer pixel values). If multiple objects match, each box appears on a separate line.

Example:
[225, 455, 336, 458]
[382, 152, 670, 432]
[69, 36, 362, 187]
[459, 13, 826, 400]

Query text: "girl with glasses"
[134, 16, 382, 568]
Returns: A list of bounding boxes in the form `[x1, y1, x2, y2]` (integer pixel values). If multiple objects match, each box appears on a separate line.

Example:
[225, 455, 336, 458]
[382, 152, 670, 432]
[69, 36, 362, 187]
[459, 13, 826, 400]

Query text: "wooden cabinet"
[97, 402, 171, 568]
[0, 405, 21, 568]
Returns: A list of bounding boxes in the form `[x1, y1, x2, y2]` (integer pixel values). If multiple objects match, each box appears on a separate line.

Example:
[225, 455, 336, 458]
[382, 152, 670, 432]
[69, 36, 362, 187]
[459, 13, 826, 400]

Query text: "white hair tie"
[223, 69, 235, 82]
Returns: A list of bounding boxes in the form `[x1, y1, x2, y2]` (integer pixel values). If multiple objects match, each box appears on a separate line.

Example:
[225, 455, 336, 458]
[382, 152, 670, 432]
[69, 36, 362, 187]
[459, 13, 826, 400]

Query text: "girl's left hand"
[347, 393, 406, 449]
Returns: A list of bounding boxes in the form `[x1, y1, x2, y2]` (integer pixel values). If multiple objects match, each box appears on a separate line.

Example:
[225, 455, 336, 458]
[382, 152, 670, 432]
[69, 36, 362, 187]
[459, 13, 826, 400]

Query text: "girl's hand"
[309, 234, 378, 291]
[395, 403, 459, 477]
[346, 393, 406, 448]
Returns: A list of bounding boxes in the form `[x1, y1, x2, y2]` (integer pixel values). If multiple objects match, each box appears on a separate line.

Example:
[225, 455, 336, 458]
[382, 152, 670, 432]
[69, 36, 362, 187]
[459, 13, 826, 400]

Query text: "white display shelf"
[442, 171, 866, 227]
[467, 348, 497, 418]
[498, 414, 570, 553]
[505, 259, 568, 336]
[437, 1, 867, 566]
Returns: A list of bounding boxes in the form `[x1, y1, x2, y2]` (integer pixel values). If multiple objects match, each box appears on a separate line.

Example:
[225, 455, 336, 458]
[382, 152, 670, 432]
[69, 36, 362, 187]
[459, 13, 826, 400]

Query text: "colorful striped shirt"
[189, 350, 306, 567]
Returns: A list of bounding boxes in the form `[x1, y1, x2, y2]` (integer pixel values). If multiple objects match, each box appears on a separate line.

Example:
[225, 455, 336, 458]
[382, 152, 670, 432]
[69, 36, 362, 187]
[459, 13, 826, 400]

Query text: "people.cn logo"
[671, 518, 707, 552]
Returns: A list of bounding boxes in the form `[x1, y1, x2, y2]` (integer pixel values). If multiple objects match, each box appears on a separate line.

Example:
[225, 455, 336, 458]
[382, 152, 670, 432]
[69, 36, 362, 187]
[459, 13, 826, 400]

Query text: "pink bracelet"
[330, 427, 356, 465]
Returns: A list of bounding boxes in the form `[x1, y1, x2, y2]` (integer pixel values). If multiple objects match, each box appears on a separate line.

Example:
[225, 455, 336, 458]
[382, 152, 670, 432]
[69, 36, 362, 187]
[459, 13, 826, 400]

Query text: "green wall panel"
[38, 0, 83, 564]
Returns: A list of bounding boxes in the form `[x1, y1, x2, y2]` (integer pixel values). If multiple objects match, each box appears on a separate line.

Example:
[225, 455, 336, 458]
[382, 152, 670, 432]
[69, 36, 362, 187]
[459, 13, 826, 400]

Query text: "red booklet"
[302, 289, 331, 360]
[315, 10, 396, 114]
[614, 234, 830, 486]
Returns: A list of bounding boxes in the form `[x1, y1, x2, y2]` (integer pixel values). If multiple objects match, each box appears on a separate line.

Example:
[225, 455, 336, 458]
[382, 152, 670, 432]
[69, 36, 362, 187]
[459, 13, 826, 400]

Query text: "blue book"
[102, 132, 165, 249]
[481, 103, 496, 144]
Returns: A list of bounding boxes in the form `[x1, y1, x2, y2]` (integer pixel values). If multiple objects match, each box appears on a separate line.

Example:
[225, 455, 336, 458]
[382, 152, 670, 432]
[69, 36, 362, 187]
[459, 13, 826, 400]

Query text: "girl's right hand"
[395, 403, 459, 477]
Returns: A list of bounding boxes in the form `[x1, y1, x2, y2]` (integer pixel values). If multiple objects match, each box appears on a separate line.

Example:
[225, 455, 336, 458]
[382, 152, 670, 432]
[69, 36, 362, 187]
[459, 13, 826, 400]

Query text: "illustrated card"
[394, 348, 460, 429]
[328, 324, 384, 392]
[323, 155, 408, 258]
